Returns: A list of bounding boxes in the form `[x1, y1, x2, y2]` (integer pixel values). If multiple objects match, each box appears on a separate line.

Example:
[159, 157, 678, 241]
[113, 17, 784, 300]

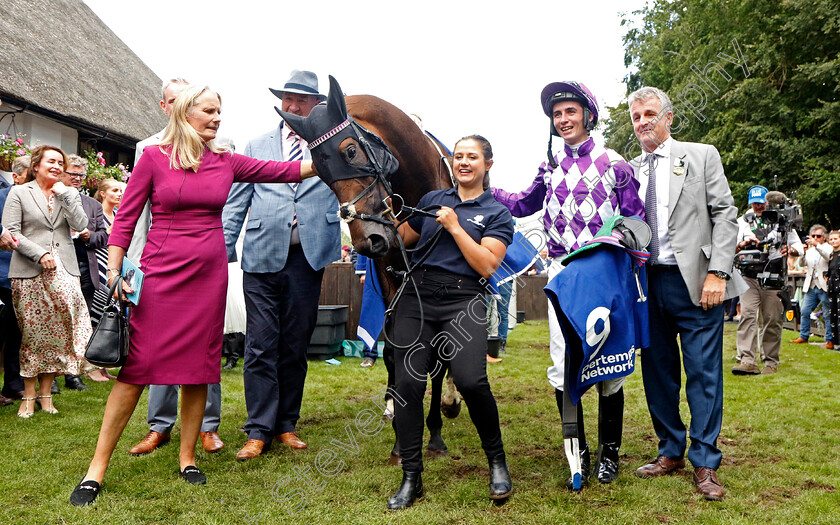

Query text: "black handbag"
[85, 276, 129, 368]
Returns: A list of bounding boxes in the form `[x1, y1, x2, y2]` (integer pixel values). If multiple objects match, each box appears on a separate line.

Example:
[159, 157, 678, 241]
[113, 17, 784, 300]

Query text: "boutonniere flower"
[673, 157, 686, 176]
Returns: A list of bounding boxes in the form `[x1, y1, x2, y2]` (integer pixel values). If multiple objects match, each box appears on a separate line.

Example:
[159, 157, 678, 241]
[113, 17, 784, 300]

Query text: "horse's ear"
[326, 75, 348, 121]
[274, 107, 311, 141]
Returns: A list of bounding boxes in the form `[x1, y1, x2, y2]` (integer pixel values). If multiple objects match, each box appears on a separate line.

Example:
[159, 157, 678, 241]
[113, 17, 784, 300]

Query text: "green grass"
[3, 321, 840, 524]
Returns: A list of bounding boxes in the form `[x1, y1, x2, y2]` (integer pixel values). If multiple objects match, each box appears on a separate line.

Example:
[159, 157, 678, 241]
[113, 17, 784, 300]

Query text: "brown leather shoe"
[200, 431, 225, 453]
[635, 455, 686, 478]
[826, 341, 835, 350]
[129, 431, 171, 455]
[275, 431, 308, 450]
[236, 439, 268, 461]
[0, 394, 12, 407]
[732, 362, 760, 375]
[693, 467, 725, 500]
[789, 337, 808, 344]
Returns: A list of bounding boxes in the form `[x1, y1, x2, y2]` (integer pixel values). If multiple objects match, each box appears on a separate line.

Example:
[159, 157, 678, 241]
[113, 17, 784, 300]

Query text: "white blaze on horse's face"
[339, 137, 370, 167]
[452, 139, 492, 190]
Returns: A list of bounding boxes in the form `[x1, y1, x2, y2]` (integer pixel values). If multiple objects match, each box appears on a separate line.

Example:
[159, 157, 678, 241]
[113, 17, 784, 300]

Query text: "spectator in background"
[61, 156, 111, 388]
[790, 224, 833, 349]
[827, 231, 840, 349]
[732, 185, 802, 375]
[341, 245, 352, 262]
[93, 179, 122, 287]
[0, 172, 24, 406]
[11, 156, 31, 185]
[1, 145, 93, 418]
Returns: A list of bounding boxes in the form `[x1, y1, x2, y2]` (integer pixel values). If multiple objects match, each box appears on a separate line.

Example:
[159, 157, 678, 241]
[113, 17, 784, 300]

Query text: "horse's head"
[277, 76, 399, 258]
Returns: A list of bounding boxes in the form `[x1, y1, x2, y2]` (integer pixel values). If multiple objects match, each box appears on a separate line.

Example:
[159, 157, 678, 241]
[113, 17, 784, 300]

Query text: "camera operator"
[732, 186, 802, 375]
[790, 224, 834, 349]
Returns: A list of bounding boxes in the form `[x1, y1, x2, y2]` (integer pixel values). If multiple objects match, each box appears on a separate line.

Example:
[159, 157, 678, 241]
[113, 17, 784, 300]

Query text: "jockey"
[492, 80, 645, 489]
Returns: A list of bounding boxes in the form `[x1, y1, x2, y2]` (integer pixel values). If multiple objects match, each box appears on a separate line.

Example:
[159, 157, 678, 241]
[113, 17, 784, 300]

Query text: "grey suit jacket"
[638, 139, 747, 305]
[222, 122, 340, 272]
[1, 181, 89, 278]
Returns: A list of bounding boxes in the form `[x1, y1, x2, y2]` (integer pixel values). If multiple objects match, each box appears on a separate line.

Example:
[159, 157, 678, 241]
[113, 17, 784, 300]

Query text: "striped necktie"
[645, 153, 659, 263]
[288, 131, 302, 192]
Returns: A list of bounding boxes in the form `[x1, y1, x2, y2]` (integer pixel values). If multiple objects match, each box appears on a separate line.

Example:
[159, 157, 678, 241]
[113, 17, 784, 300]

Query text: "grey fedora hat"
[269, 70, 326, 100]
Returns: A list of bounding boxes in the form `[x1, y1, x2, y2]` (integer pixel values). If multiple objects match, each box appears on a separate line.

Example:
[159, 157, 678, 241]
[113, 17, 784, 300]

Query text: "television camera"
[733, 189, 803, 315]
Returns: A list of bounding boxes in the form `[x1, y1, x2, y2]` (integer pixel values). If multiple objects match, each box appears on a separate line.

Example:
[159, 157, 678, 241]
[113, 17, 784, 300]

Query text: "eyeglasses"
[813, 234, 825, 238]
[65, 172, 86, 179]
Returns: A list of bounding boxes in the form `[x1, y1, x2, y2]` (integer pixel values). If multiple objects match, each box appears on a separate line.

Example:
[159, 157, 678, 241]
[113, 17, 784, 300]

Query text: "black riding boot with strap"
[555, 388, 589, 490]
[596, 386, 624, 484]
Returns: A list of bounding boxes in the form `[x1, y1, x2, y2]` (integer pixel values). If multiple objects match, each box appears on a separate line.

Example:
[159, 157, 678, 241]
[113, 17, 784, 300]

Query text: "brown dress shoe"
[0, 394, 12, 407]
[826, 341, 835, 350]
[275, 431, 307, 450]
[200, 431, 225, 453]
[635, 455, 686, 478]
[236, 439, 268, 461]
[693, 467, 725, 500]
[789, 337, 807, 344]
[129, 431, 171, 455]
[731, 362, 760, 375]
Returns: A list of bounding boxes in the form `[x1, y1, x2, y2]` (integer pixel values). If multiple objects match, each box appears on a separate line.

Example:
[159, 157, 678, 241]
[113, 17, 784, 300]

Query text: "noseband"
[308, 118, 398, 227]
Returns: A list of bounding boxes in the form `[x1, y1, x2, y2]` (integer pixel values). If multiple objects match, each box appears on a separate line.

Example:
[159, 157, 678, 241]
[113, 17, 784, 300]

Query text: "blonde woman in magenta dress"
[71, 85, 318, 506]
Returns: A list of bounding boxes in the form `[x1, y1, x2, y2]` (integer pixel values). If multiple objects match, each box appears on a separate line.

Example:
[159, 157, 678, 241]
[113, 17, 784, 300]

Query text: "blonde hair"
[95, 178, 121, 203]
[159, 85, 229, 171]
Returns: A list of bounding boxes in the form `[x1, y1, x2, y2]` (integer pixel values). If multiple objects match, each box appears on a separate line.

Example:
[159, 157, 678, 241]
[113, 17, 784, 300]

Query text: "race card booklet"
[122, 256, 144, 305]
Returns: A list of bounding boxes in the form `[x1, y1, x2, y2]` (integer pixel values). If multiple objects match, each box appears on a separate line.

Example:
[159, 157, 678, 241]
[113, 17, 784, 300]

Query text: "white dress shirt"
[637, 136, 677, 265]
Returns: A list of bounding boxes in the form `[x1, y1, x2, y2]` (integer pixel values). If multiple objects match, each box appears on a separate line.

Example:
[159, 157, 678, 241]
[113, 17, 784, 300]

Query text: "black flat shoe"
[70, 479, 100, 506]
[387, 471, 423, 510]
[488, 454, 513, 500]
[179, 465, 207, 485]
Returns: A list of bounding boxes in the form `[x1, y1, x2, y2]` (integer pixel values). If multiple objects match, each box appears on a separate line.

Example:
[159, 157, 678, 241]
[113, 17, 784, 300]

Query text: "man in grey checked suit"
[628, 86, 747, 501]
[127, 78, 228, 456]
[222, 70, 340, 460]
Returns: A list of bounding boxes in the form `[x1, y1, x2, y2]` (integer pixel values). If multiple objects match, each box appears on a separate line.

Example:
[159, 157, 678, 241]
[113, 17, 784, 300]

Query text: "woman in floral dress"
[1, 145, 92, 417]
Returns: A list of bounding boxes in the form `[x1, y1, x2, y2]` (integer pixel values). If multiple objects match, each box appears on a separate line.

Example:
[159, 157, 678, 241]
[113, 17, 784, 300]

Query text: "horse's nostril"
[369, 234, 389, 256]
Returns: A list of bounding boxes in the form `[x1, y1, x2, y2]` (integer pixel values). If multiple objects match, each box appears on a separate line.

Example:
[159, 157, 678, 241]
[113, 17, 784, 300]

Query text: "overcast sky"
[83, 0, 645, 193]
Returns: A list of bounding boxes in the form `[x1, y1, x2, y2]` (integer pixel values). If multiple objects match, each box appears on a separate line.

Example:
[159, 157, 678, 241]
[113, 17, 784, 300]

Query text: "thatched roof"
[0, 0, 166, 144]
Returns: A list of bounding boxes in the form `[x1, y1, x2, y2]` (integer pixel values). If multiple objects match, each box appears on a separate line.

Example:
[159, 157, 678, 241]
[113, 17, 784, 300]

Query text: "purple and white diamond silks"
[542, 139, 642, 256]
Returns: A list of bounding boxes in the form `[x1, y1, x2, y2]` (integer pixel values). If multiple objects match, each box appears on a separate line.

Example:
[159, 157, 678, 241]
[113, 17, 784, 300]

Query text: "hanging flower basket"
[0, 134, 32, 172]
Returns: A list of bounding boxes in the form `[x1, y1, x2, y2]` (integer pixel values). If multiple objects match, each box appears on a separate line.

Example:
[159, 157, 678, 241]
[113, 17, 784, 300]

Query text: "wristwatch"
[708, 270, 730, 281]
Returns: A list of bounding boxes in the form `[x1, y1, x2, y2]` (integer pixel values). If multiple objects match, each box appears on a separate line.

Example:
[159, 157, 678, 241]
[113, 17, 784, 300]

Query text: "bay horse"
[278, 76, 461, 463]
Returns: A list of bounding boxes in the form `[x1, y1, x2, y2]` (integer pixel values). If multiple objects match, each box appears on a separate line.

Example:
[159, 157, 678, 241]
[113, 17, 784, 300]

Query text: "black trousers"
[242, 245, 324, 442]
[391, 268, 504, 472]
[0, 286, 23, 395]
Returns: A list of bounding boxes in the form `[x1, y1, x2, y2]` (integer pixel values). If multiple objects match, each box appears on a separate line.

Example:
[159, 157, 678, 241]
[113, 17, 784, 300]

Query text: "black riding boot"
[387, 470, 423, 510]
[596, 387, 624, 484]
[555, 389, 589, 490]
[488, 453, 513, 500]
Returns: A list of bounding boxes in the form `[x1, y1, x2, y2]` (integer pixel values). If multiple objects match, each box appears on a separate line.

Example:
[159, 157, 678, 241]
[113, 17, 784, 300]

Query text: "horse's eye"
[346, 146, 356, 160]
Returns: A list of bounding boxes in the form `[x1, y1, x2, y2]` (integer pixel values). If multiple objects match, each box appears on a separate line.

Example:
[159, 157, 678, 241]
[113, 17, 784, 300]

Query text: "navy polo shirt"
[408, 188, 514, 279]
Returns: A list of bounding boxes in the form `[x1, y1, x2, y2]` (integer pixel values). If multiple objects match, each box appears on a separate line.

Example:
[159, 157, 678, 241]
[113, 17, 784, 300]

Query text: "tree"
[603, 0, 840, 227]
